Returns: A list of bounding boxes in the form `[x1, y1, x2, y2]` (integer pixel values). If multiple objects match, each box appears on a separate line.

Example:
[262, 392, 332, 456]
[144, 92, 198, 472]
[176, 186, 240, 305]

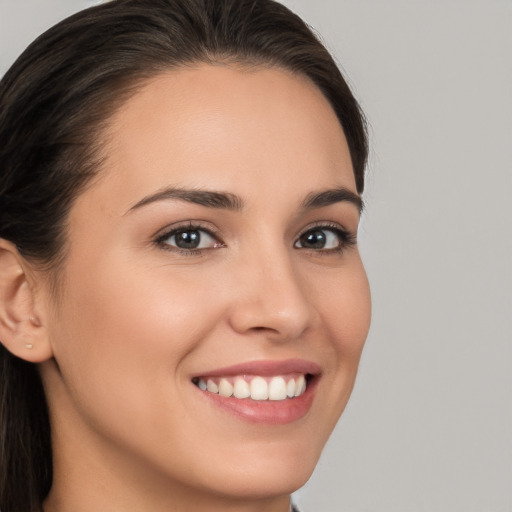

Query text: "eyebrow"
[126, 187, 244, 214]
[301, 187, 364, 214]
[126, 186, 362, 214]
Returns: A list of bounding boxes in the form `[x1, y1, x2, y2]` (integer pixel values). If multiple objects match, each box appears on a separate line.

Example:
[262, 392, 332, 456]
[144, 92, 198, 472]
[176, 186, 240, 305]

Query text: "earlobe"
[0, 239, 53, 363]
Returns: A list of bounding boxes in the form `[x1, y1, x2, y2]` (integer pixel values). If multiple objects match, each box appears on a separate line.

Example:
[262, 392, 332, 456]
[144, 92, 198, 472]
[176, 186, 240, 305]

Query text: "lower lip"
[195, 377, 318, 425]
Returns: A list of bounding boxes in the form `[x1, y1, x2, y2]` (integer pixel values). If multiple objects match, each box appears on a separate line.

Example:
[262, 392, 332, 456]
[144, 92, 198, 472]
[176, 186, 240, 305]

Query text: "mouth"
[191, 359, 320, 424]
[192, 373, 310, 400]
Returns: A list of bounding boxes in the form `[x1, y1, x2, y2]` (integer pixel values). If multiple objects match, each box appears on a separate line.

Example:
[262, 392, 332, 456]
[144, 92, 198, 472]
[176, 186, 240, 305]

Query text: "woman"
[0, 0, 370, 511]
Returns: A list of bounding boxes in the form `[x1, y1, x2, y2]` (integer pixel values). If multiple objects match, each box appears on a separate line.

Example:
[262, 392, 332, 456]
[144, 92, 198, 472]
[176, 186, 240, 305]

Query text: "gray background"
[1, 1, 510, 511]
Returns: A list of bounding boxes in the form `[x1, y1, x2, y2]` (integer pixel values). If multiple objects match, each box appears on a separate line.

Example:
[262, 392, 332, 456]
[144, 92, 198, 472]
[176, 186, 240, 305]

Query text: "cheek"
[48, 257, 225, 422]
[308, 257, 370, 428]
[314, 259, 371, 359]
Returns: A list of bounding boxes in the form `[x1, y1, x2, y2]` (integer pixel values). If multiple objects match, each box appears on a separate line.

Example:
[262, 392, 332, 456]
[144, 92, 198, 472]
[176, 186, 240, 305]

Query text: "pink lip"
[192, 359, 321, 425]
[192, 358, 321, 379]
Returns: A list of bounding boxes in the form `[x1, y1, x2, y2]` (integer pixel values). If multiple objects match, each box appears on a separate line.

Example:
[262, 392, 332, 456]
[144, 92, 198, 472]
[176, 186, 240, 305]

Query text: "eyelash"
[295, 222, 357, 255]
[154, 221, 223, 256]
[154, 221, 356, 256]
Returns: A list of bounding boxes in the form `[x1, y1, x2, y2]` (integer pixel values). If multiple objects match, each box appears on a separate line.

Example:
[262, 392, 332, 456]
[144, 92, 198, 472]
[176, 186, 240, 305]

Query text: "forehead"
[85, 64, 356, 212]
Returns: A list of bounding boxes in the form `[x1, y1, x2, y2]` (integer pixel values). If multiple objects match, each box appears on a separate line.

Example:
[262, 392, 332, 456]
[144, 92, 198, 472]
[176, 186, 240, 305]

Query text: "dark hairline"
[40, 59, 338, 288]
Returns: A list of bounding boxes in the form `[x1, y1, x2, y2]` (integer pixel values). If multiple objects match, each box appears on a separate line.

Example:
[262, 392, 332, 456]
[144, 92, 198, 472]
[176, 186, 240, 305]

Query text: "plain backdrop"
[1, 1, 510, 511]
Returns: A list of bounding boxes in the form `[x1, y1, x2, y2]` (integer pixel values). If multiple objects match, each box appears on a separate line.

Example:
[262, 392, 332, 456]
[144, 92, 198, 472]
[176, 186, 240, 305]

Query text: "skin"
[31, 65, 371, 512]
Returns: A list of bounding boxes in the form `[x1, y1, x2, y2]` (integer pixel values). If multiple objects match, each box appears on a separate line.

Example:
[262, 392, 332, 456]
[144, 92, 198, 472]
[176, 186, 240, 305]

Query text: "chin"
[190, 433, 325, 500]
[207, 461, 315, 500]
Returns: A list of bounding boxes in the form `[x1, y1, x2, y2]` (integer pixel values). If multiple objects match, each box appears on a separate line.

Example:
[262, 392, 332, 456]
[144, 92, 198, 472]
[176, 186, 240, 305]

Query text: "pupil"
[176, 230, 200, 249]
[302, 230, 326, 249]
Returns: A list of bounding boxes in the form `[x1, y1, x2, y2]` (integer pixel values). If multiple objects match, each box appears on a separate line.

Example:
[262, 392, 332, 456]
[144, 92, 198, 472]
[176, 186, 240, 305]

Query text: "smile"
[191, 360, 320, 424]
[193, 373, 307, 401]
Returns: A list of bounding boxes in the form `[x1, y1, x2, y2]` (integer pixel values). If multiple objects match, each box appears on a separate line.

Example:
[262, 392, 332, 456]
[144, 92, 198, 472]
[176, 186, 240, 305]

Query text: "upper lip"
[192, 358, 321, 379]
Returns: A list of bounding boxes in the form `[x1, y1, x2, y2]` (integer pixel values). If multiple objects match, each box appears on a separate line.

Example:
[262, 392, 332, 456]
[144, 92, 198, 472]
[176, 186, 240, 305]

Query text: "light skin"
[0, 65, 370, 511]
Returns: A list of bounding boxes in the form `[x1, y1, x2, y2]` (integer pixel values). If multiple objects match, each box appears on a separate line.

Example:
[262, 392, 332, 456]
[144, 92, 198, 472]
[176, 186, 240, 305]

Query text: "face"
[39, 65, 371, 507]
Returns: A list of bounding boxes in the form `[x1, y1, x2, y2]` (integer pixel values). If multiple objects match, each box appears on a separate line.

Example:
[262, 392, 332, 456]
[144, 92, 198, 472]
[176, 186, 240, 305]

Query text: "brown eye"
[294, 227, 347, 251]
[158, 227, 220, 251]
[174, 230, 202, 249]
[298, 230, 327, 249]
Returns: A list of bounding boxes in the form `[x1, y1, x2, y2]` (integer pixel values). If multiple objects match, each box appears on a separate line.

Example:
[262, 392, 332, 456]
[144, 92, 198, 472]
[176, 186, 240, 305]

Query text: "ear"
[0, 239, 53, 363]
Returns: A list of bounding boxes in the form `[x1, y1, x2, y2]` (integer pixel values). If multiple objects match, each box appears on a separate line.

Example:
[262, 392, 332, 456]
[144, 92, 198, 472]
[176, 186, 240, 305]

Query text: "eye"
[156, 225, 223, 252]
[294, 225, 355, 252]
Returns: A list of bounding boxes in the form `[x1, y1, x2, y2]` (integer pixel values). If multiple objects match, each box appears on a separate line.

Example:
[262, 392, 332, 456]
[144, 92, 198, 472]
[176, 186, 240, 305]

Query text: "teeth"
[250, 376, 269, 400]
[218, 378, 233, 397]
[196, 374, 308, 401]
[295, 375, 306, 397]
[268, 376, 287, 401]
[206, 379, 218, 393]
[287, 378, 296, 398]
[233, 377, 251, 399]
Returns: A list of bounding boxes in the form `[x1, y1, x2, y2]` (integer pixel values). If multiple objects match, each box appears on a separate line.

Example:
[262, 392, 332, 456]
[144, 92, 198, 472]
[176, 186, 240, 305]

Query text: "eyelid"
[296, 221, 353, 238]
[294, 221, 357, 251]
[152, 220, 356, 255]
[154, 221, 224, 253]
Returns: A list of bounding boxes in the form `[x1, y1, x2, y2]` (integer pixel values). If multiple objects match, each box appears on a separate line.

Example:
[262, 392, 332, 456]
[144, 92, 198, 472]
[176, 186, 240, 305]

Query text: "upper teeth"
[196, 374, 307, 401]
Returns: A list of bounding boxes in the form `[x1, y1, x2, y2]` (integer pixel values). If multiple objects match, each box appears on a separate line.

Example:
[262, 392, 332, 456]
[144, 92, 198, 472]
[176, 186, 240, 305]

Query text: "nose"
[227, 248, 316, 342]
